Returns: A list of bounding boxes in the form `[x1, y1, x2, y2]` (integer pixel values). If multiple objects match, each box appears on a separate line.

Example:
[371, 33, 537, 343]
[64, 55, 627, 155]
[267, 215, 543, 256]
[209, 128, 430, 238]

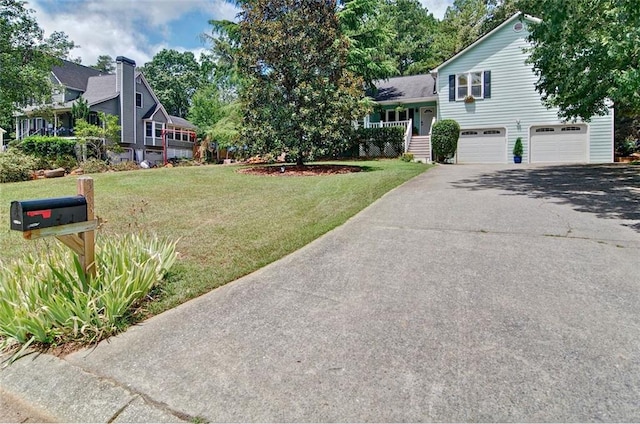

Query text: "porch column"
[15, 117, 19, 140]
[54, 112, 58, 135]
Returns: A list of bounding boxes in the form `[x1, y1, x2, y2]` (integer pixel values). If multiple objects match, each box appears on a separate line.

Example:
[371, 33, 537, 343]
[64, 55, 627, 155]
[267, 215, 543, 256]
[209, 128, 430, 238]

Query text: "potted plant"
[513, 137, 523, 163]
[464, 95, 475, 104]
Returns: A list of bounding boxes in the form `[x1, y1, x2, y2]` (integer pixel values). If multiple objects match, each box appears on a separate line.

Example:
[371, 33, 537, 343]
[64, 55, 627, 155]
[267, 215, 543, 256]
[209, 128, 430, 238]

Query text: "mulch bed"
[238, 164, 362, 176]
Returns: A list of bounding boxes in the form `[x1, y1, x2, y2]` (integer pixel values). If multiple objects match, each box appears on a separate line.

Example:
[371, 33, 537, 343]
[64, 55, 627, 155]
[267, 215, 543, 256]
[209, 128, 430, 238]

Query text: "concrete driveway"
[2, 164, 640, 422]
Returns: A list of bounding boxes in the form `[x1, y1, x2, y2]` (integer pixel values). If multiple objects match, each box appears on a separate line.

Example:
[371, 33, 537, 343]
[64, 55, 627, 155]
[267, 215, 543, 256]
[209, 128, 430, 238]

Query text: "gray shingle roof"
[83, 75, 118, 105]
[142, 104, 159, 120]
[169, 115, 196, 129]
[51, 60, 104, 91]
[370, 74, 437, 102]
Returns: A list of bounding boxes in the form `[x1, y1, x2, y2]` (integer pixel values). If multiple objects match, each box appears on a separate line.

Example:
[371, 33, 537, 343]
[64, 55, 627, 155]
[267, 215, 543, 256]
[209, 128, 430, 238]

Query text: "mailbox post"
[10, 177, 98, 279]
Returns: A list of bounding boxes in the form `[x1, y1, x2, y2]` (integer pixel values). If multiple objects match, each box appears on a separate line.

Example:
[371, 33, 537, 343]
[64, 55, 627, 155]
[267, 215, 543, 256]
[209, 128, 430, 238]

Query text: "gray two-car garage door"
[530, 124, 588, 163]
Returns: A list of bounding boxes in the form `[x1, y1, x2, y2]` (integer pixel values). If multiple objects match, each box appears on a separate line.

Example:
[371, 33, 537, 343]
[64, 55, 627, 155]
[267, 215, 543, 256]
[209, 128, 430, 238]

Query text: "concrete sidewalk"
[2, 164, 640, 422]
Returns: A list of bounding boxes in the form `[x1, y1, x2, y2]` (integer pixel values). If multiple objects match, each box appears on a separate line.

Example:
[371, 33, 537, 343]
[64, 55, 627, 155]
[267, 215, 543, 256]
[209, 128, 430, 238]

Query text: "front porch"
[363, 103, 437, 163]
[15, 110, 105, 140]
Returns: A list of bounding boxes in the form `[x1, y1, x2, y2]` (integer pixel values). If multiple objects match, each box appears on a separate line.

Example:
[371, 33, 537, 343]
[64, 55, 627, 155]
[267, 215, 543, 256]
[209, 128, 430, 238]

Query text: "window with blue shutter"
[484, 71, 491, 98]
[448, 75, 455, 101]
[452, 71, 491, 100]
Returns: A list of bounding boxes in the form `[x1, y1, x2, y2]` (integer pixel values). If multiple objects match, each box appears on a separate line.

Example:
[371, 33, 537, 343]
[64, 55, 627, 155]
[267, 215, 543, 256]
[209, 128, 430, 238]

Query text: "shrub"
[19, 136, 77, 159]
[0, 148, 38, 183]
[400, 152, 414, 162]
[18, 136, 79, 170]
[617, 137, 637, 156]
[0, 234, 177, 352]
[169, 158, 197, 167]
[111, 161, 139, 172]
[353, 127, 405, 157]
[431, 119, 460, 162]
[81, 158, 109, 174]
[513, 137, 524, 157]
[52, 155, 79, 171]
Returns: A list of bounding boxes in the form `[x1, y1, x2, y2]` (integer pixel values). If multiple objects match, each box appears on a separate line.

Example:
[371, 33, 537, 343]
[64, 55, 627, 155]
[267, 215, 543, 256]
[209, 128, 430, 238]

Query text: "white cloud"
[30, 0, 239, 67]
[30, 0, 446, 69]
[421, 0, 454, 19]
[202, 0, 240, 22]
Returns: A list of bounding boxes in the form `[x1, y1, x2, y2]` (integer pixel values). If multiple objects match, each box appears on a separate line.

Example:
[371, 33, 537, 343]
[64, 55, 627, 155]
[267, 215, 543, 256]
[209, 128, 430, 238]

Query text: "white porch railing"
[364, 119, 413, 153]
[365, 120, 412, 130]
[430, 116, 436, 159]
[404, 119, 412, 153]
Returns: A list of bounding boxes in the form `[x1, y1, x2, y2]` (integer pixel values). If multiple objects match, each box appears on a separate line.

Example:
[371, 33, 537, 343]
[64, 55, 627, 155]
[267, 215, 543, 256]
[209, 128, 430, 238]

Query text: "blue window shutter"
[484, 71, 491, 98]
[449, 75, 455, 101]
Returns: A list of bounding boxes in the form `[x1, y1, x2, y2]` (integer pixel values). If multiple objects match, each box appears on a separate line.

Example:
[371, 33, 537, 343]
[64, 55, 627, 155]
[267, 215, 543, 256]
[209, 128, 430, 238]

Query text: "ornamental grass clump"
[0, 234, 177, 354]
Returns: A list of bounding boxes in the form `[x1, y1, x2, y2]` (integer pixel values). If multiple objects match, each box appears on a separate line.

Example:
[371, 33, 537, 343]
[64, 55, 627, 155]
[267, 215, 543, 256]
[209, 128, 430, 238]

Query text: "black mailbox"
[10, 196, 88, 231]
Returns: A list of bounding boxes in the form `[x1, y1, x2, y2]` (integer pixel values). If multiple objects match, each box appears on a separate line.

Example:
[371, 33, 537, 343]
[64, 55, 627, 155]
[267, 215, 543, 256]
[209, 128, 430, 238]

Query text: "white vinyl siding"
[437, 16, 612, 163]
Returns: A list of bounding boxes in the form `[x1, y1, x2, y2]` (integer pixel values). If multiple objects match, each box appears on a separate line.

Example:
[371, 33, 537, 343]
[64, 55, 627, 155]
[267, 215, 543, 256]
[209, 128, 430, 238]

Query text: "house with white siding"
[15, 57, 196, 164]
[366, 13, 614, 164]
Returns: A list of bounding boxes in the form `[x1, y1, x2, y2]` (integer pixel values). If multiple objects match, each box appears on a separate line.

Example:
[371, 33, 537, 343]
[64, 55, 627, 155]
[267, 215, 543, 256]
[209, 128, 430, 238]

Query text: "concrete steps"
[408, 136, 431, 163]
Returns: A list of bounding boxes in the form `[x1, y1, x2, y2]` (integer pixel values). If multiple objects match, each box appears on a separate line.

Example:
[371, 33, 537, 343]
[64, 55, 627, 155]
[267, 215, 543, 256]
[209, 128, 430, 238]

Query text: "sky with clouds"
[30, 0, 454, 68]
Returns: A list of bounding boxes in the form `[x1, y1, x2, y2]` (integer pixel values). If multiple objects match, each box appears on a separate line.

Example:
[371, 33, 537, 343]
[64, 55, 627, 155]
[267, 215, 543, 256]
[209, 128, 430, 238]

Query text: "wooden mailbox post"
[11, 177, 98, 279]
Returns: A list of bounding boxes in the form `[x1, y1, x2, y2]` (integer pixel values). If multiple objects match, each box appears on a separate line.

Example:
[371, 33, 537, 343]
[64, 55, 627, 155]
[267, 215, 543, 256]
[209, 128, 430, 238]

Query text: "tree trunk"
[296, 153, 304, 167]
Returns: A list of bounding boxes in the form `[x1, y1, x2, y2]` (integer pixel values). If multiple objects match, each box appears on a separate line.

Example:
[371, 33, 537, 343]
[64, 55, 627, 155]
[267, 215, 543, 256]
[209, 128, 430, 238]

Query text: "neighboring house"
[15, 57, 196, 164]
[366, 13, 614, 164]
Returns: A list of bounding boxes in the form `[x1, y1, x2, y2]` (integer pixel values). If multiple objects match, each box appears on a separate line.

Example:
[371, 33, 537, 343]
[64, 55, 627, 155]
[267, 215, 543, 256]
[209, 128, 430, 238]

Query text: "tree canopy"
[0, 0, 75, 128]
[337, 0, 397, 86]
[238, 0, 366, 165]
[92, 54, 115, 73]
[526, 0, 638, 120]
[379, 0, 439, 75]
[140, 49, 205, 118]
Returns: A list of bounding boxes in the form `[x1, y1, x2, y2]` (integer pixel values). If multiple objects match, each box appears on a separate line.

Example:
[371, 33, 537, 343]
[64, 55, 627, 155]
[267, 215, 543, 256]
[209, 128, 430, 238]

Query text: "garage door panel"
[457, 129, 506, 164]
[145, 150, 163, 165]
[530, 125, 588, 163]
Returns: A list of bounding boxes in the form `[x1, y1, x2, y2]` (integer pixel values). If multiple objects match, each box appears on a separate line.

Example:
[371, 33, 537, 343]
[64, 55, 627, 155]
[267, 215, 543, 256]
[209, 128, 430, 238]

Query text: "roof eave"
[88, 93, 120, 107]
[375, 96, 438, 105]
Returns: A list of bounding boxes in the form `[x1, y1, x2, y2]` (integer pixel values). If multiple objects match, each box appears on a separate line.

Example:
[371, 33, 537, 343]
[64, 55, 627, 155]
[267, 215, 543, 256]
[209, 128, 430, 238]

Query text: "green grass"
[0, 160, 429, 317]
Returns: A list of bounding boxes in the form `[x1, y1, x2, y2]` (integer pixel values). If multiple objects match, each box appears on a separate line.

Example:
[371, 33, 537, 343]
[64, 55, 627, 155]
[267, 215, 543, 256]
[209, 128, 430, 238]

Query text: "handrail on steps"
[404, 118, 412, 153]
[429, 116, 436, 157]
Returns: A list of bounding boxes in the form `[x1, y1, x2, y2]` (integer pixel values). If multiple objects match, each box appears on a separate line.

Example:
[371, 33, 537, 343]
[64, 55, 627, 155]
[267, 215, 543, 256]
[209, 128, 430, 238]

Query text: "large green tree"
[92, 54, 115, 73]
[140, 49, 205, 118]
[526, 0, 638, 120]
[238, 0, 366, 165]
[74, 112, 121, 159]
[431, 0, 489, 62]
[203, 0, 398, 90]
[195, 19, 244, 158]
[0, 0, 75, 129]
[379, 0, 439, 75]
[201, 19, 243, 97]
[338, 0, 396, 86]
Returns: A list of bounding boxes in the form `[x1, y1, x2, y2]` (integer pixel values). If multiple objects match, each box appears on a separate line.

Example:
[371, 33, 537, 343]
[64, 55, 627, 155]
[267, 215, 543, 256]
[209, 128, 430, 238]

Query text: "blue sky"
[31, 0, 454, 68]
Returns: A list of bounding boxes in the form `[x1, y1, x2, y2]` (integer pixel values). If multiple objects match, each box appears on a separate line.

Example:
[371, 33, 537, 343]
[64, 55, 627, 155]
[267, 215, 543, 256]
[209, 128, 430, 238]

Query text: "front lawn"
[0, 160, 429, 318]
